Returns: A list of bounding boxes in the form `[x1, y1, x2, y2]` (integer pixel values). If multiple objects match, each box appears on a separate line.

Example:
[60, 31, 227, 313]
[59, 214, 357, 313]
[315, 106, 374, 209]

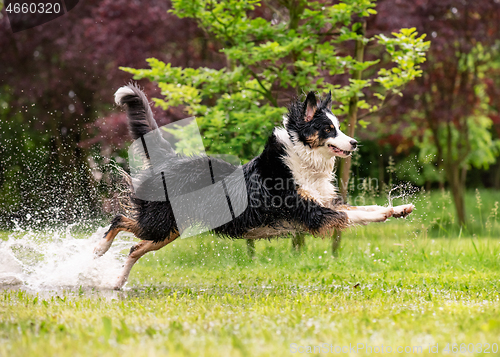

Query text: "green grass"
[1, 190, 500, 356]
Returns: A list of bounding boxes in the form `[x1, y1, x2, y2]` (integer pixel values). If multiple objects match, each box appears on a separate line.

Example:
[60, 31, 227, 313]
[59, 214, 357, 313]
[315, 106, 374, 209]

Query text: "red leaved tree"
[371, 0, 500, 225]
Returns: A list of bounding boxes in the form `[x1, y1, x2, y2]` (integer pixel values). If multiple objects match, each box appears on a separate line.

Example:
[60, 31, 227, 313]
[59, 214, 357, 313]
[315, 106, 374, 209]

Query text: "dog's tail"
[114, 83, 161, 140]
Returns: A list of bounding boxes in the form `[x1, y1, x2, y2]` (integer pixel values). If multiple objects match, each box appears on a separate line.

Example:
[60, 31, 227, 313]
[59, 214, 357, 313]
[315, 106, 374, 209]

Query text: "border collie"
[94, 84, 414, 290]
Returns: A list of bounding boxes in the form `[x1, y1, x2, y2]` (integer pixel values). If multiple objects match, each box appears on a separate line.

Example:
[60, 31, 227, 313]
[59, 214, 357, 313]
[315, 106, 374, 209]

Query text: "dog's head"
[285, 92, 357, 158]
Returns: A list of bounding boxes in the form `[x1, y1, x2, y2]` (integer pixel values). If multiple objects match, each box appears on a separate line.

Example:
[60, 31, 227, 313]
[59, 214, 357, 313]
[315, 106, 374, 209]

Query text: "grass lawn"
[1, 190, 500, 356]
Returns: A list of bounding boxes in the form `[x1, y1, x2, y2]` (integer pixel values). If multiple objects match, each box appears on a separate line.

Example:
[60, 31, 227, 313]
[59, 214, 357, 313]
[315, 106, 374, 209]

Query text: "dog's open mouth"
[327, 144, 352, 156]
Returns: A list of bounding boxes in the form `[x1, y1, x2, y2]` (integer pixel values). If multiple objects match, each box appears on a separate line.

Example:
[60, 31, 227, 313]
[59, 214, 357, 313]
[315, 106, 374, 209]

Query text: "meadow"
[0, 190, 499, 356]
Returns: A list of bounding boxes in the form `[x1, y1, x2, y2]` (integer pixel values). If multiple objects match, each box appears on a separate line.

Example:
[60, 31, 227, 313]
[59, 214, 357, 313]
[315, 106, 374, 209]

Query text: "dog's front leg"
[338, 203, 414, 225]
[337, 205, 386, 212]
[341, 206, 395, 225]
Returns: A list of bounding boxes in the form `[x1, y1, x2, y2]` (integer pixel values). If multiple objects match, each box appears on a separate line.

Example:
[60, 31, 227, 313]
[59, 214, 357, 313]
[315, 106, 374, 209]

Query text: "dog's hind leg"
[113, 231, 179, 290]
[94, 215, 140, 257]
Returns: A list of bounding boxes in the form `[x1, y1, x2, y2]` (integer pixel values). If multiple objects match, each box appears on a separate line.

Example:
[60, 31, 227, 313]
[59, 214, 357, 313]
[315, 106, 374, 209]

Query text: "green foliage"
[417, 52, 500, 178]
[122, 0, 428, 161]
[0, 87, 103, 227]
[374, 28, 429, 106]
[396, 155, 444, 186]
[395, 110, 500, 188]
[394, 42, 500, 191]
[0, 88, 49, 214]
[419, 115, 500, 171]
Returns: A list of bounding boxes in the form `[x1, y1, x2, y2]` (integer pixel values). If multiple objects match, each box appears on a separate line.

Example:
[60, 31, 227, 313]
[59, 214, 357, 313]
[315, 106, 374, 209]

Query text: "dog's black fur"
[110, 86, 349, 243]
[95, 84, 413, 289]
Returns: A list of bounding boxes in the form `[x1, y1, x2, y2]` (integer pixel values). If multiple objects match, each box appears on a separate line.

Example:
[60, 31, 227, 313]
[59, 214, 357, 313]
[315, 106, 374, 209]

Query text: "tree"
[0, 0, 213, 225]
[372, 0, 500, 226]
[122, 0, 428, 250]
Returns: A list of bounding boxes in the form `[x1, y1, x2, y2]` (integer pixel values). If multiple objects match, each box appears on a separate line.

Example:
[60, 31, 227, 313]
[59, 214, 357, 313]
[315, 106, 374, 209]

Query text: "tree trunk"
[287, 1, 307, 252]
[445, 164, 466, 226]
[339, 22, 366, 203]
[331, 230, 342, 257]
[336, 22, 366, 255]
[246, 239, 256, 259]
[292, 233, 305, 252]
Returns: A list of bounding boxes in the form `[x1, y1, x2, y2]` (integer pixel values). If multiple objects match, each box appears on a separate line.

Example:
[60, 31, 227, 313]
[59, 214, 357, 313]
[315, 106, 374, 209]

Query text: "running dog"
[94, 84, 414, 289]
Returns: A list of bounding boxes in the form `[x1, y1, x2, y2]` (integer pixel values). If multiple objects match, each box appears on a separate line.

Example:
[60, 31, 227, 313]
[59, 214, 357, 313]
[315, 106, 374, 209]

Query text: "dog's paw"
[366, 207, 394, 223]
[113, 275, 127, 290]
[93, 239, 112, 258]
[376, 207, 394, 222]
[392, 204, 414, 218]
[347, 207, 394, 224]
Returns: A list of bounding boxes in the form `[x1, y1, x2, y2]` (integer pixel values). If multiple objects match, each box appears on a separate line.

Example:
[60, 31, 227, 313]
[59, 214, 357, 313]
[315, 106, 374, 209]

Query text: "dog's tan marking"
[305, 132, 320, 147]
[94, 216, 140, 257]
[297, 186, 318, 202]
[113, 231, 179, 290]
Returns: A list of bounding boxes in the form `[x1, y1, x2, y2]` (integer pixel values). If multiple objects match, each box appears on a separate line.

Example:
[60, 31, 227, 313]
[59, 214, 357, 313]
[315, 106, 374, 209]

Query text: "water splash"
[0, 224, 133, 291]
[387, 183, 420, 207]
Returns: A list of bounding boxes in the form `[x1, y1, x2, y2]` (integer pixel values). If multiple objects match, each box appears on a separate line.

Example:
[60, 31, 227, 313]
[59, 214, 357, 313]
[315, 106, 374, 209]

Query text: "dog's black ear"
[322, 91, 332, 111]
[303, 92, 317, 122]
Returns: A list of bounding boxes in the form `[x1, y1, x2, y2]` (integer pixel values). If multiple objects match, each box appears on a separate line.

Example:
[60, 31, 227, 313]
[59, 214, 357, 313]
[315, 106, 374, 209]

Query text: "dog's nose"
[350, 139, 358, 148]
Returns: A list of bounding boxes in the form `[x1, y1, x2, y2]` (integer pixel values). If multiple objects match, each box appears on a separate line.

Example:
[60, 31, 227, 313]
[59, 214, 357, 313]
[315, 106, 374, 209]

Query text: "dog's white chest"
[273, 127, 338, 206]
[296, 177, 337, 207]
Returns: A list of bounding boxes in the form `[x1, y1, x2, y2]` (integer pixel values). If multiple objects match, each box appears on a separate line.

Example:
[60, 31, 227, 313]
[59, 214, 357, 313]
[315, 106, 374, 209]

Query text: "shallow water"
[0, 224, 135, 292]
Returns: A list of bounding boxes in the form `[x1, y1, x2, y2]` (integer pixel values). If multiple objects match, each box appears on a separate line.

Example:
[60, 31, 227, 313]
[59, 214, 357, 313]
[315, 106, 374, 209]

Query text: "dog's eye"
[324, 128, 330, 133]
